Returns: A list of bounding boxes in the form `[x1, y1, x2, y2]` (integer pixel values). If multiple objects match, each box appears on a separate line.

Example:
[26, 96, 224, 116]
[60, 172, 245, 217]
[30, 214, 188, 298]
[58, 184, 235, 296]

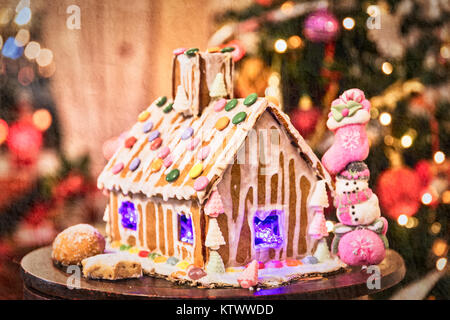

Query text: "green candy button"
[225, 98, 238, 111]
[232, 111, 247, 125]
[221, 46, 235, 53]
[156, 96, 167, 107]
[244, 93, 258, 106]
[185, 48, 199, 56]
[163, 103, 173, 113]
[166, 169, 180, 182]
[120, 244, 131, 251]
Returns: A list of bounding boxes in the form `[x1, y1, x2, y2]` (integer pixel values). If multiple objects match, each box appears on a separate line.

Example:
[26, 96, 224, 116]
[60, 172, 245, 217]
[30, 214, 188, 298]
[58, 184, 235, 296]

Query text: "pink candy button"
[112, 162, 124, 174]
[194, 176, 209, 191]
[187, 137, 200, 151]
[213, 98, 227, 112]
[173, 47, 187, 55]
[197, 146, 210, 160]
[163, 155, 173, 168]
[265, 260, 283, 269]
[158, 146, 170, 159]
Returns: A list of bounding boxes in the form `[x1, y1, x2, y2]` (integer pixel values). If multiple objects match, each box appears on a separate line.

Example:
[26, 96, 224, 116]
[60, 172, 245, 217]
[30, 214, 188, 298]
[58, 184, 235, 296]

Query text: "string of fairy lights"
[0, 0, 54, 145]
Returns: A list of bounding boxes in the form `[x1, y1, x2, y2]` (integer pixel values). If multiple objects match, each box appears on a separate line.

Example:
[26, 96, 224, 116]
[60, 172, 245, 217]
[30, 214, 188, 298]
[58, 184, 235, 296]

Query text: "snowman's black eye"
[354, 181, 357, 185]
[346, 182, 349, 186]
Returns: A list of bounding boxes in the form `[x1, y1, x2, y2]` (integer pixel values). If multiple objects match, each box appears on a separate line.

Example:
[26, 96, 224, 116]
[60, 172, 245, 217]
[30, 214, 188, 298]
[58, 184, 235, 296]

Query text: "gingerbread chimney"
[171, 48, 234, 117]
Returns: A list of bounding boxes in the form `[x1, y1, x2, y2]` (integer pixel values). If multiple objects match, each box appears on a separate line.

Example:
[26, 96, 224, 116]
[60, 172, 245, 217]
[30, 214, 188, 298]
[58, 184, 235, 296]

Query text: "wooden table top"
[20, 246, 405, 300]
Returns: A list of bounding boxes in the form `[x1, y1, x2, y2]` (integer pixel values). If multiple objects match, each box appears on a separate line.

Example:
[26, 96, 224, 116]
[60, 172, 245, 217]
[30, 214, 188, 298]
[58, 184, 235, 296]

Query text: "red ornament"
[304, 10, 339, 43]
[376, 167, 422, 219]
[255, 0, 272, 7]
[290, 96, 320, 138]
[415, 160, 433, 188]
[6, 121, 43, 164]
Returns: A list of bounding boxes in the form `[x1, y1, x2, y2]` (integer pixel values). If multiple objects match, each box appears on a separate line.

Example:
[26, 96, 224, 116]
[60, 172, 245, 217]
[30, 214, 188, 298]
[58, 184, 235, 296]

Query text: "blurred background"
[0, 0, 448, 299]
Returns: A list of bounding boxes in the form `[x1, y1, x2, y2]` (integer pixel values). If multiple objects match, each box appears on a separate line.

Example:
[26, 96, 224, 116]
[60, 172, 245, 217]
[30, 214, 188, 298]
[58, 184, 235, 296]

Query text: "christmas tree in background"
[214, 0, 449, 299]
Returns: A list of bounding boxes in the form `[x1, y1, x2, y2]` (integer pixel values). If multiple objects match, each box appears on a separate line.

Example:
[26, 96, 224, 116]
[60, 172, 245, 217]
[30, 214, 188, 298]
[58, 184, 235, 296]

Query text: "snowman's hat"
[337, 161, 370, 180]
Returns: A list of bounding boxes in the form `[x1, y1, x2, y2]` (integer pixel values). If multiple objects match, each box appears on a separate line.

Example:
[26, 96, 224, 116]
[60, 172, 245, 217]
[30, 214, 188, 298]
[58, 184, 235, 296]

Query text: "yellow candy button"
[215, 116, 230, 131]
[207, 47, 221, 53]
[128, 247, 139, 254]
[111, 241, 121, 248]
[154, 256, 168, 263]
[151, 158, 163, 173]
[176, 260, 190, 270]
[138, 110, 150, 122]
[189, 163, 203, 179]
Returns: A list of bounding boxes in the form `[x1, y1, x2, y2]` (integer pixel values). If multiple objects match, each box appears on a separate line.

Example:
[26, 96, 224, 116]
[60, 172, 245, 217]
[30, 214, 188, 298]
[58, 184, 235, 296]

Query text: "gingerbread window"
[253, 209, 284, 249]
[119, 201, 137, 231]
[178, 213, 194, 245]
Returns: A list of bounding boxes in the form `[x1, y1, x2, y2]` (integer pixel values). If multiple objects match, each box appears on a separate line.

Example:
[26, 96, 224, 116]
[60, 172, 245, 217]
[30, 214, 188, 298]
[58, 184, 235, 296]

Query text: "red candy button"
[125, 136, 137, 148]
[150, 137, 162, 150]
[138, 250, 150, 258]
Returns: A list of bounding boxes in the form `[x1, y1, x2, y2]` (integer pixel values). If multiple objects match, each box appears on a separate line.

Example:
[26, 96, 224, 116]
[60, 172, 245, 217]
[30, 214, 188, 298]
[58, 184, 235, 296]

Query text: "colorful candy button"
[189, 163, 203, 179]
[129, 158, 141, 171]
[221, 46, 235, 53]
[154, 256, 168, 263]
[111, 241, 121, 248]
[187, 137, 200, 151]
[128, 247, 139, 254]
[214, 98, 227, 112]
[215, 116, 230, 131]
[225, 98, 238, 111]
[156, 96, 167, 107]
[120, 244, 132, 251]
[176, 260, 190, 270]
[171, 271, 187, 279]
[150, 137, 162, 150]
[181, 127, 194, 140]
[112, 162, 124, 174]
[284, 259, 302, 267]
[148, 252, 161, 260]
[185, 48, 199, 56]
[166, 256, 179, 266]
[138, 250, 150, 258]
[125, 136, 137, 148]
[148, 130, 160, 142]
[163, 103, 173, 113]
[138, 110, 150, 122]
[166, 169, 180, 182]
[194, 176, 209, 191]
[158, 146, 170, 159]
[163, 155, 173, 168]
[207, 47, 221, 53]
[232, 111, 247, 125]
[173, 47, 187, 55]
[265, 260, 283, 269]
[142, 121, 154, 133]
[151, 158, 163, 173]
[197, 146, 210, 160]
[244, 93, 258, 106]
[246, 261, 265, 269]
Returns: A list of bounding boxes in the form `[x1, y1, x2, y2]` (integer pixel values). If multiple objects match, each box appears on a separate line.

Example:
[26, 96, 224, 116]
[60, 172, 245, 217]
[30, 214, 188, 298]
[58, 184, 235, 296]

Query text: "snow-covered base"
[104, 242, 346, 288]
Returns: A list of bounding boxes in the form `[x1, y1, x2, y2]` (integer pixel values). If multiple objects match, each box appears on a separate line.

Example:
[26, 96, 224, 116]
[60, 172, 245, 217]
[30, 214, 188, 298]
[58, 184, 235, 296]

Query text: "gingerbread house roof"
[97, 96, 332, 203]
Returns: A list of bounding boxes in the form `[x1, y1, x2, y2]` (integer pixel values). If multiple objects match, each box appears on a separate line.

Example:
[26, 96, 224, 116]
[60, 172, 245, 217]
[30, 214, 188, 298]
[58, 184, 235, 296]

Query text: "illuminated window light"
[382, 62, 393, 75]
[274, 39, 287, 53]
[253, 210, 284, 249]
[178, 213, 194, 244]
[400, 135, 413, 148]
[397, 214, 408, 226]
[421, 193, 433, 205]
[119, 201, 137, 230]
[379, 112, 392, 126]
[342, 17, 355, 30]
[436, 257, 447, 271]
[433, 151, 445, 164]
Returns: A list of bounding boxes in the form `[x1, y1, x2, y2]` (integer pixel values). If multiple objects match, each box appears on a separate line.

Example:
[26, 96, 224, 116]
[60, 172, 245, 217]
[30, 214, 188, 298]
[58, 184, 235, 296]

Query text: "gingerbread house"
[98, 47, 341, 286]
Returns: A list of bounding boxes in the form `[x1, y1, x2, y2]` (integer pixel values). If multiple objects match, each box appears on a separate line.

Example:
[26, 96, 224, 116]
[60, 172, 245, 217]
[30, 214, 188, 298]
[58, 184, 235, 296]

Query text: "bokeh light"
[24, 41, 40, 59]
[17, 66, 34, 86]
[401, 135, 413, 148]
[436, 257, 447, 271]
[287, 35, 302, 49]
[433, 151, 445, 164]
[14, 28, 30, 47]
[342, 17, 355, 30]
[274, 39, 287, 53]
[0, 119, 9, 145]
[32, 108, 52, 131]
[397, 214, 408, 226]
[36, 48, 53, 67]
[14, 7, 31, 26]
[379, 112, 392, 126]
[382, 62, 393, 75]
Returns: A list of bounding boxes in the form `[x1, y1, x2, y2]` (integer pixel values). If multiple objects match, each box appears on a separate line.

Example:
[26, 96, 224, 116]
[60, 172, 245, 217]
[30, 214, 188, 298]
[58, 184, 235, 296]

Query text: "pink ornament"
[194, 176, 209, 191]
[223, 40, 246, 62]
[158, 146, 170, 159]
[112, 162, 124, 174]
[237, 260, 259, 288]
[7, 122, 43, 164]
[214, 99, 227, 112]
[187, 138, 200, 151]
[338, 229, 386, 266]
[304, 10, 339, 43]
[204, 191, 224, 217]
[198, 146, 210, 160]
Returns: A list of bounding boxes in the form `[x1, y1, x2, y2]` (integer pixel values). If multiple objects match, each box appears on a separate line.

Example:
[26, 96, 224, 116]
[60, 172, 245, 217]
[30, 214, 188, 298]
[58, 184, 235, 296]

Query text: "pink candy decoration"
[194, 176, 209, 191]
[213, 98, 227, 112]
[163, 155, 173, 168]
[204, 191, 224, 217]
[264, 260, 283, 269]
[308, 211, 328, 239]
[173, 47, 187, 55]
[158, 146, 170, 159]
[338, 229, 386, 266]
[237, 260, 259, 288]
[187, 137, 200, 151]
[112, 162, 124, 174]
[330, 88, 371, 112]
[341, 108, 349, 117]
[198, 146, 210, 160]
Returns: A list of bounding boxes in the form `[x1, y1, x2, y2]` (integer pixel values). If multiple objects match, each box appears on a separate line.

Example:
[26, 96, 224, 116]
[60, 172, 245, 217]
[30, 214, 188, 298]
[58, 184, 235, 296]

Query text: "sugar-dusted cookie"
[81, 253, 142, 280]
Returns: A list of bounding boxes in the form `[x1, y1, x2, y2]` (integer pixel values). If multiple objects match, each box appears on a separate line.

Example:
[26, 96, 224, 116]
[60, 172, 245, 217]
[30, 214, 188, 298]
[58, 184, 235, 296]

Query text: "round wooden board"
[21, 246, 405, 300]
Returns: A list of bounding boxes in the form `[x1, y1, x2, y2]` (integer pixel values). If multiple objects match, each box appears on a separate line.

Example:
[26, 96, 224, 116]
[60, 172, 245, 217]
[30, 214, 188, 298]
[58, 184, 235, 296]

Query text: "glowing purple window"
[119, 201, 137, 230]
[253, 209, 283, 249]
[178, 214, 194, 244]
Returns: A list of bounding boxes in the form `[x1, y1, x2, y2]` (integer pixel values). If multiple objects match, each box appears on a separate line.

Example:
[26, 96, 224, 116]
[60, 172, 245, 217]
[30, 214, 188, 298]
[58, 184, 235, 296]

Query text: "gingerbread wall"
[215, 110, 319, 267]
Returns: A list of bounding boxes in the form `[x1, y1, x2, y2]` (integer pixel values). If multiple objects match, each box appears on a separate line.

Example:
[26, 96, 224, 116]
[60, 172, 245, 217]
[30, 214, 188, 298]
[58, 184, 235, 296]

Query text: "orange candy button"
[207, 47, 221, 53]
[138, 110, 150, 122]
[284, 259, 302, 267]
[215, 116, 230, 131]
[151, 158, 163, 172]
